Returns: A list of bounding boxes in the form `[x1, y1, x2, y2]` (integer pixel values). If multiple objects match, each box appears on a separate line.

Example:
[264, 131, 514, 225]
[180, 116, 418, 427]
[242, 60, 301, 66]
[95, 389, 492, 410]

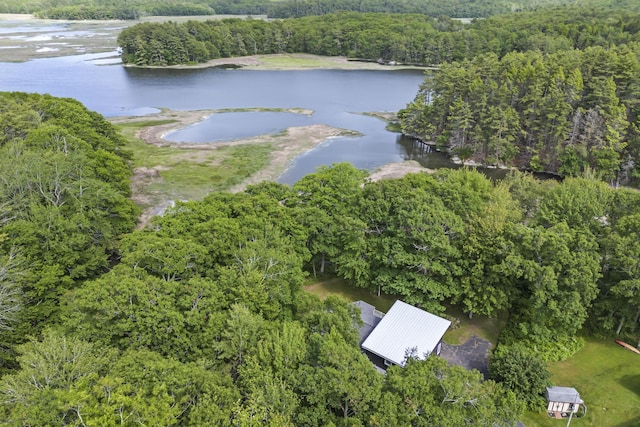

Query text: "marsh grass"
[117, 120, 273, 203]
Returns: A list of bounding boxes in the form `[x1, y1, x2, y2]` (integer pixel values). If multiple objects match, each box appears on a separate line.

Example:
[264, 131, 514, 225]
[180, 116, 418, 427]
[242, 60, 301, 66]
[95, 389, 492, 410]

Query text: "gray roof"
[546, 387, 583, 404]
[353, 300, 383, 344]
[361, 300, 451, 366]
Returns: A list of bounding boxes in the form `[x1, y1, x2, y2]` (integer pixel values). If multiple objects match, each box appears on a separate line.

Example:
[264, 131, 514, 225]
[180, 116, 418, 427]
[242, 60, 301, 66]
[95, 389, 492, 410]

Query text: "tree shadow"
[619, 374, 640, 396]
[615, 416, 640, 427]
[613, 374, 640, 426]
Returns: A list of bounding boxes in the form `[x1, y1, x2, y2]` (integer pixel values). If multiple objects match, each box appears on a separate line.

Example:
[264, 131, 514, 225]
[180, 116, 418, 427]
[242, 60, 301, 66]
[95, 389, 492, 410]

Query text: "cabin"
[546, 386, 584, 418]
[355, 300, 451, 371]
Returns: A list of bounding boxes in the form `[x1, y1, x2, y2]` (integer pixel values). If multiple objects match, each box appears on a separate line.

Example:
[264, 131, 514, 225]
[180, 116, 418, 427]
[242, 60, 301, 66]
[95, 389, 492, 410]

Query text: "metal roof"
[361, 300, 451, 366]
[546, 387, 583, 404]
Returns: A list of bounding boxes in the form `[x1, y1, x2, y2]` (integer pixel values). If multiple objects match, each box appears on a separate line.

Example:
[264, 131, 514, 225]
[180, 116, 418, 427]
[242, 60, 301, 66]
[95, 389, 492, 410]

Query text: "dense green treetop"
[488, 346, 551, 410]
[4, 0, 634, 20]
[0, 92, 138, 370]
[400, 44, 640, 182]
[5, 81, 640, 422]
[117, 4, 640, 68]
[3, 145, 640, 421]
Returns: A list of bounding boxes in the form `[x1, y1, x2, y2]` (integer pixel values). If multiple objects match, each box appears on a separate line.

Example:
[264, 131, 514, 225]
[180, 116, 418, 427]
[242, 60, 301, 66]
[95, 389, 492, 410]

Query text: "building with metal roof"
[546, 386, 585, 419]
[360, 300, 451, 368]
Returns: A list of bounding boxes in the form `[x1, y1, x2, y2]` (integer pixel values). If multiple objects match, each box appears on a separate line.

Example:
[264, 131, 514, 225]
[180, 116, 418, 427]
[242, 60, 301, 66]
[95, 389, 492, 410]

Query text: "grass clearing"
[260, 54, 353, 69]
[441, 306, 507, 346]
[304, 277, 397, 312]
[520, 338, 640, 427]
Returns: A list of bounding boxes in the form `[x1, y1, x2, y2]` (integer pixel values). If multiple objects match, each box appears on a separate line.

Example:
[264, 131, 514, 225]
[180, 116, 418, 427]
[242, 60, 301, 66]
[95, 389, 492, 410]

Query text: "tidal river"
[0, 50, 457, 183]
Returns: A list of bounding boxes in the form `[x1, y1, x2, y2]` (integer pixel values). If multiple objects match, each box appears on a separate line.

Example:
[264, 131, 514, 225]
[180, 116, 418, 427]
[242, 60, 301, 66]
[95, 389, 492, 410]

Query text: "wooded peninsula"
[1, 0, 640, 426]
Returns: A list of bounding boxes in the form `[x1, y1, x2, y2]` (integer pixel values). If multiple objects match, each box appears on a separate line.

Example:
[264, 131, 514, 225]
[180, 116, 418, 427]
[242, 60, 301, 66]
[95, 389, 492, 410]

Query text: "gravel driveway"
[440, 335, 492, 378]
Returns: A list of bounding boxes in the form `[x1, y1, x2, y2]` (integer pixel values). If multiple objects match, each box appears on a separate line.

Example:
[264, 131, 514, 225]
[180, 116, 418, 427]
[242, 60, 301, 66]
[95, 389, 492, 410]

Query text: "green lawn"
[304, 277, 397, 312]
[441, 306, 507, 346]
[520, 338, 640, 427]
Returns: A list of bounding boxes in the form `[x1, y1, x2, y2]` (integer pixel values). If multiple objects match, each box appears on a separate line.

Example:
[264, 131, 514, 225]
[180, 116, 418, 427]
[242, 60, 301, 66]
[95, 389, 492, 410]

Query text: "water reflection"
[398, 134, 514, 180]
[396, 135, 561, 182]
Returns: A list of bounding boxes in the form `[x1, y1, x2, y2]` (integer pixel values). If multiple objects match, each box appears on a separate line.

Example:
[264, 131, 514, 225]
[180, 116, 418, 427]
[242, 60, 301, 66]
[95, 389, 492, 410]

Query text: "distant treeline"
[117, 13, 465, 66]
[216, 0, 640, 18]
[117, 7, 640, 66]
[2, 0, 635, 20]
[218, 0, 517, 19]
[38, 3, 214, 20]
[6, 0, 217, 20]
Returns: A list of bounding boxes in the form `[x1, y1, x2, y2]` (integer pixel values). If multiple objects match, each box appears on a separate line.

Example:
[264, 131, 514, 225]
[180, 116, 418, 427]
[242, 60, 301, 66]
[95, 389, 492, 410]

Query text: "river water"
[0, 50, 461, 183]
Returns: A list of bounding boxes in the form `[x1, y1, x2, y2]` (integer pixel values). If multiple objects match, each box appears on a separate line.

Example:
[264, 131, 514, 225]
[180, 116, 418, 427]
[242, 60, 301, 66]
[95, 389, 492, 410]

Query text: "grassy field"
[521, 338, 640, 427]
[441, 306, 507, 346]
[259, 54, 356, 69]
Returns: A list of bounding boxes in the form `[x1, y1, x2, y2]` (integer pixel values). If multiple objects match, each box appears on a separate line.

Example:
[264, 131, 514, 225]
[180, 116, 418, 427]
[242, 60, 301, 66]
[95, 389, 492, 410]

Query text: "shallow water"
[165, 111, 315, 143]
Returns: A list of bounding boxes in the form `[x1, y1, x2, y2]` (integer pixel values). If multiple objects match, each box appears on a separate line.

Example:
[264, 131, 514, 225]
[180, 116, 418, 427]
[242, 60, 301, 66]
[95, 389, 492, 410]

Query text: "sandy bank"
[368, 161, 433, 181]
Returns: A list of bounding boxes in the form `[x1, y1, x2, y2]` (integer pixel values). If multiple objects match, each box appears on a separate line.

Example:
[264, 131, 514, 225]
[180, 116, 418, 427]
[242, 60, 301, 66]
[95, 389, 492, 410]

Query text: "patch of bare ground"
[130, 166, 172, 229]
[368, 160, 434, 181]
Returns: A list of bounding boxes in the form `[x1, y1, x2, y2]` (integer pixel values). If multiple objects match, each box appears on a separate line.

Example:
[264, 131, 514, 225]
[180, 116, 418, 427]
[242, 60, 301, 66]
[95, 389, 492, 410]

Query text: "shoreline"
[114, 108, 432, 226]
[121, 53, 437, 72]
[113, 109, 360, 225]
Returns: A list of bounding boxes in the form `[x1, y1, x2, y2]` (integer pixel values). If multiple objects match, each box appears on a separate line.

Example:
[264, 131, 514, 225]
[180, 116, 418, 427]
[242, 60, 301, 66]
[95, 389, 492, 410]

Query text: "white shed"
[546, 386, 584, 418]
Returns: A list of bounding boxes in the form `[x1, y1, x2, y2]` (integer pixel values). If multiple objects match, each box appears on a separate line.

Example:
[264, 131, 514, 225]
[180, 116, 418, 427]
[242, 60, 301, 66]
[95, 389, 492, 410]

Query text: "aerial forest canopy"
[400, 45, 640, 183]
[3, 145, 640, 422]
[4, 0, 640, 423]
[0, 92, 139, 366]
[1, 0, 628, 20]
[397, 4, 640, 182]
[2, 93, 640, 423]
